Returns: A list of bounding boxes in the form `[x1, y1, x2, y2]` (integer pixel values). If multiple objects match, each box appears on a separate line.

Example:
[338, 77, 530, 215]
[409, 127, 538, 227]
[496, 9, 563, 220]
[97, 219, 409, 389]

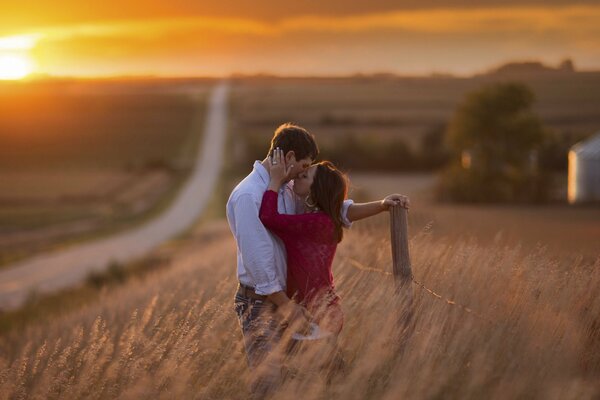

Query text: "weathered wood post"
[390, 205, 412, 285]
[390, 204, 414, 336]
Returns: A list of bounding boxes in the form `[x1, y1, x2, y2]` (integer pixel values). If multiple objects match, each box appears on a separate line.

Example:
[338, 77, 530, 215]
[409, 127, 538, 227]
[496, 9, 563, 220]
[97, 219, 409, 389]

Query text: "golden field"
[0, 210, 598, 399]
[0, 75, 599, 399]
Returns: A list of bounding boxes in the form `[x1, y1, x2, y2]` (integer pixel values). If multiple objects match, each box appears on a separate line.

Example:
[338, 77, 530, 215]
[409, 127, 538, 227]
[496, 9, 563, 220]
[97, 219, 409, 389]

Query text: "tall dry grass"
[0, 218, 598, 399]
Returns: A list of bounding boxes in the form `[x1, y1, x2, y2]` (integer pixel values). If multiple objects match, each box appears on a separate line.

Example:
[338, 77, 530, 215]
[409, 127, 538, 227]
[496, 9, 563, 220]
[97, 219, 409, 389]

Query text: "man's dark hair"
[268, 123, 319, 161]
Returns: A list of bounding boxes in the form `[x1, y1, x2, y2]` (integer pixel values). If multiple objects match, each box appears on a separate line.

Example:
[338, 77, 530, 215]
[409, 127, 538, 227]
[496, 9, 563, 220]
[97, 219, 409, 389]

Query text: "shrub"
[438, 82, 551, 203]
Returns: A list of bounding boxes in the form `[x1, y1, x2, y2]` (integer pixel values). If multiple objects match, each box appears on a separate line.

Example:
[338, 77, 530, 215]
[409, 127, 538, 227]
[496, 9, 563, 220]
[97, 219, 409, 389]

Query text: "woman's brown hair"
[309, 161, 348, 243]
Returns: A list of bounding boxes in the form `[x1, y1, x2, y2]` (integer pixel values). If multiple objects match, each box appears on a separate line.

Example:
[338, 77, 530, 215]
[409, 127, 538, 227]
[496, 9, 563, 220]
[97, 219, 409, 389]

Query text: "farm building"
[568, 132, 600, 204]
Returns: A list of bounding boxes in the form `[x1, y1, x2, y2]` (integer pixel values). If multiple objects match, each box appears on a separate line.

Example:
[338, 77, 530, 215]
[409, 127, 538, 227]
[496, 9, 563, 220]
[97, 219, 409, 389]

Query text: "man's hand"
[276, 301, 312, 333]
[381, 194, 410, 211]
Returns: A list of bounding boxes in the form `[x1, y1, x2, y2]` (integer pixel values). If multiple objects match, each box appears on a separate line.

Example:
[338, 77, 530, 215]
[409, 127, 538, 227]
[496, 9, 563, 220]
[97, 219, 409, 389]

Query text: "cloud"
[2, 1, 600, 30]
[24, 5, 600, 39]
[3, 5, 599, 76]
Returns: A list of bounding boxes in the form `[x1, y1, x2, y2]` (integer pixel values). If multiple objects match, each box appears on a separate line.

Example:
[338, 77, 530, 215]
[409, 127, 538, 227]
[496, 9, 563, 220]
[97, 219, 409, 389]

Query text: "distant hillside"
[486, 59, 576, 76]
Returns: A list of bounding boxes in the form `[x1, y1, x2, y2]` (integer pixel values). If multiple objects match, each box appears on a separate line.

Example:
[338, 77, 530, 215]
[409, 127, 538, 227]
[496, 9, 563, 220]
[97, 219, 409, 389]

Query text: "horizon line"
[5, 67, 599, 83]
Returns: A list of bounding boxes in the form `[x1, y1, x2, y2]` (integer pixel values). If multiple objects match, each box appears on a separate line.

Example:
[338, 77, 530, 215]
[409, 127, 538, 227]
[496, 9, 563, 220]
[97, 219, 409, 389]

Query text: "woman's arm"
[346, 194, 410, 222]
[260, 148, 327, 235]
[259, 190, 290, 233]
[260, 190, 327, 235]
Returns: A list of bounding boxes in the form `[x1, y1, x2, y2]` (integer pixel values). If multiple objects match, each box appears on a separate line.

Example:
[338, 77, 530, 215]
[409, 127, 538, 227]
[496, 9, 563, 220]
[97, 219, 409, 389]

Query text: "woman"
[259, 148, 404, 335]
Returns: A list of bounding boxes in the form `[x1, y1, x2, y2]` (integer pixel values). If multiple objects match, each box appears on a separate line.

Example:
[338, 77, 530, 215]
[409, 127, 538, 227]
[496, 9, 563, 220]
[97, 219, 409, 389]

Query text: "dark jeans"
[234, 291, 284, 398]
[234, 291, 348, 396]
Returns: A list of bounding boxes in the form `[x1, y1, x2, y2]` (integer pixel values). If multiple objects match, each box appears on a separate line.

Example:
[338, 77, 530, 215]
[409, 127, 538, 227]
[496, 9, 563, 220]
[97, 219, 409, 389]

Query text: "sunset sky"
[1, 0, 599, 78]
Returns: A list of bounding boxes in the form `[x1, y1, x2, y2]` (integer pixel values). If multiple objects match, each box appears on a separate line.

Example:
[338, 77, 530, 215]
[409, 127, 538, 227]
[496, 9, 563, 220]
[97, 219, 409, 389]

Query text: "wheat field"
[0, 216, 598, 399]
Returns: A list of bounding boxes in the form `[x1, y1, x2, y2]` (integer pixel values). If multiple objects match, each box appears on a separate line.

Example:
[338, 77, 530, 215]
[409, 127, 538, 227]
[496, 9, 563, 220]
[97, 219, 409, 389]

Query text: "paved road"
[0, 82, 229, 310]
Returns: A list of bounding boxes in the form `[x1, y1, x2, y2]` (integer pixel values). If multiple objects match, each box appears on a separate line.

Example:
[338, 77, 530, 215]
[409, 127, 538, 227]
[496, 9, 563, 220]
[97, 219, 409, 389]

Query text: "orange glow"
[278, 6, 600, 34]
[1, 5, 599, 77]
[27, 5, 600, 38]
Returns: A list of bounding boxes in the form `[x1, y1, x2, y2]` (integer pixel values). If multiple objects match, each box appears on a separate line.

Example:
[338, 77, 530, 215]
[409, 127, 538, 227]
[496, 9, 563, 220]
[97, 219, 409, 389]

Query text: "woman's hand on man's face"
[269, 147, 294, 184]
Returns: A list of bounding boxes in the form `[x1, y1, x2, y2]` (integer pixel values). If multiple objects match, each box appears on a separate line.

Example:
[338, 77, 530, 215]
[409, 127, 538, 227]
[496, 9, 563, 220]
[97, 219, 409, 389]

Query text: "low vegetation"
[230, 74, 600, 174]
[0, 218, 597, 399]
[437, 82, 550, 203]
[0, 76, 598, 398]
[0, 81, 211, 266]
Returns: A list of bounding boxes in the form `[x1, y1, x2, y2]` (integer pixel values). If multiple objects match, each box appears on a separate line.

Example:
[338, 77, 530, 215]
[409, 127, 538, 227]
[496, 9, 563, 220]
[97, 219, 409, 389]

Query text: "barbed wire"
[345, 257, 498, 326]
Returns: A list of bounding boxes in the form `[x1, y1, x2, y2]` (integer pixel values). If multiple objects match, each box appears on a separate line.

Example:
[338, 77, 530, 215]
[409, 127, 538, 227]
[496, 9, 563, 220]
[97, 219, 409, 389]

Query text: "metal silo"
[568, 132, 600, 204]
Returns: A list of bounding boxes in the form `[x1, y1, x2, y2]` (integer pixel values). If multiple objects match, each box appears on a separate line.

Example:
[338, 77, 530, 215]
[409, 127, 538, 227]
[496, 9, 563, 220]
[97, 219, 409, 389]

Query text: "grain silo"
[568, 132, 600, 204]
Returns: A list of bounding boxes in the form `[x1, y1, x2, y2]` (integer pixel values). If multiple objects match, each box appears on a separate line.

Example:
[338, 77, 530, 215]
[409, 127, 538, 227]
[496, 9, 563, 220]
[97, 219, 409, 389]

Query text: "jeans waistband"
[237, 283, 268, 301]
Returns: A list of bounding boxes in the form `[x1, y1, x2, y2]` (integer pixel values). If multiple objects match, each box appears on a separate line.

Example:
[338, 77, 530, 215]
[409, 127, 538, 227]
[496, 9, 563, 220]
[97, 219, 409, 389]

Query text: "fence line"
[345, 256, 498, 326]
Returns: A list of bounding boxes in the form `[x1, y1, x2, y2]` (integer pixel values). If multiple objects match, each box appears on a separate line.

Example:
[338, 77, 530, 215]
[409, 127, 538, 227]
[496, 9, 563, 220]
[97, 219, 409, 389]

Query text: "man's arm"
[233, 194, 283, 295]
[233, 194, 311, 328]
[347, 194, 410, 222]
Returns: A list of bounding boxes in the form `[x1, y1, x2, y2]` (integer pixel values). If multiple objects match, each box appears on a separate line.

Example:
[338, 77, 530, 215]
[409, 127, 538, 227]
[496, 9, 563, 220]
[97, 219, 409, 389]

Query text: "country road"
[0, 82, 229, 310]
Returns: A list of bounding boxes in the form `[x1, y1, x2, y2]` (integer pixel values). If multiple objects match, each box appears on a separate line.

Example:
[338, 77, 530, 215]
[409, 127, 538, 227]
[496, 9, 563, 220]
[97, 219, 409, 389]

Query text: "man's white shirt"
[226, 161, 353, 296]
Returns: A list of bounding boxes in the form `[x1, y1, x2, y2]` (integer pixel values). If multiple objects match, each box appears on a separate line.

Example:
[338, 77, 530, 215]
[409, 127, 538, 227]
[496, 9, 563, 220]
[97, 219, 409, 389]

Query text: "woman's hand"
[277, 301, 313, 333]
[347, 194, 411, 222]
[268, 147, 294, 188]
[381, 194, 410, 211]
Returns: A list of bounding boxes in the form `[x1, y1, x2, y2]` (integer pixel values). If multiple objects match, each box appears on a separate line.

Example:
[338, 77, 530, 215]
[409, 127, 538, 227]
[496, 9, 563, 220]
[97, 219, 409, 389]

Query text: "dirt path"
[0, 82, 229, 310]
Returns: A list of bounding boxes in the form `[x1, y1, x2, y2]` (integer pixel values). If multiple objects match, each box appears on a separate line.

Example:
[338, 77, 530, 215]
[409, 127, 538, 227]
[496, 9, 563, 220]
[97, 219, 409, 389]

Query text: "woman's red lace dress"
[259, 190, 343, 334]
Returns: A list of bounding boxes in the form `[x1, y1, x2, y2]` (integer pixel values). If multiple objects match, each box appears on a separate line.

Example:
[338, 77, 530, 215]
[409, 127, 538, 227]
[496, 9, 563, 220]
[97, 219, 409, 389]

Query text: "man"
[226, 123, 409, 397]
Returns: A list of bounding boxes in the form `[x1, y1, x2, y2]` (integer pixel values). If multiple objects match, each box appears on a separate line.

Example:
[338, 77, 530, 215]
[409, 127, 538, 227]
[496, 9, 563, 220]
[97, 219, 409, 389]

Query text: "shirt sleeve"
[342, 199, 354, 228]
[232, 193, 283, 295]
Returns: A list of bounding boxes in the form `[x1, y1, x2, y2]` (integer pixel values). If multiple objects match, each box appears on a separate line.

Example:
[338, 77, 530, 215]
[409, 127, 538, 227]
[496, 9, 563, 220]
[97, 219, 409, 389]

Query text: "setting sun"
[0, 54, 33, 80]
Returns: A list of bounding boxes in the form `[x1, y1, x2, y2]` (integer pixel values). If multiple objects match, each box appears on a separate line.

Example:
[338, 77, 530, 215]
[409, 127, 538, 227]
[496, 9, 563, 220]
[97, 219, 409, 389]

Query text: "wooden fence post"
[390, 205, 412, 286]
[390, 205, 413, 335]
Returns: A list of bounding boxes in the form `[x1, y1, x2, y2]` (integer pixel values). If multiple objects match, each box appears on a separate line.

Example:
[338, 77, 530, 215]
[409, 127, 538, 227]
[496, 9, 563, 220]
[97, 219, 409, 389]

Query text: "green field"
[0, 79, 213, 170]
[348, 172, 600, 261]
[0, 79, 214, 266]
[230, 73, 600, 140]
[229, 73, 600, 172]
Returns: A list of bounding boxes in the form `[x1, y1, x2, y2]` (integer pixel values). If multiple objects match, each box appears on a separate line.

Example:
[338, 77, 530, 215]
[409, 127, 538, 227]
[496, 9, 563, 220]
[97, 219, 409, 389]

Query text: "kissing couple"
[226, 123, 410, 397]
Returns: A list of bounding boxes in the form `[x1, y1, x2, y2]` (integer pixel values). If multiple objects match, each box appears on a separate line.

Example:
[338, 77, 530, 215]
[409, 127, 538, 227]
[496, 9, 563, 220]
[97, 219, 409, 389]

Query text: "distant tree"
[419, 123, 450, 170]
[539, 130, 588, 172]
[324, 133, 416, 172]
[437, 82, 551, 202]
[558, 58, 575, 73]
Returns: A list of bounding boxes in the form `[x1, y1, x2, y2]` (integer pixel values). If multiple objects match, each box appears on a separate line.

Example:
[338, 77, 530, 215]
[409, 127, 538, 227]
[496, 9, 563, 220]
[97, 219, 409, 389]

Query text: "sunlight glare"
[0, 34, 40, 50]
[0, 54, 34, 80]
